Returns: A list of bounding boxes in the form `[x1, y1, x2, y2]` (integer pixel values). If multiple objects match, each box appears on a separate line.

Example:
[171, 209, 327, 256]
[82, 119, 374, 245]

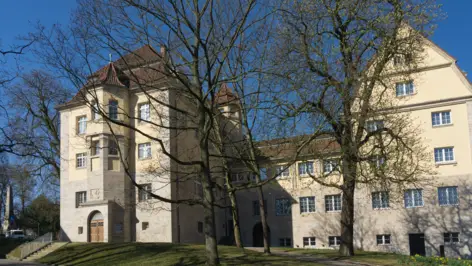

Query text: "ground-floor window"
[303, 237, 316, 247]
[328, 236, 341, 247]
[444, 232, 459, 244]
[279, 238, 291, 247]
[376, 234, 391, 245]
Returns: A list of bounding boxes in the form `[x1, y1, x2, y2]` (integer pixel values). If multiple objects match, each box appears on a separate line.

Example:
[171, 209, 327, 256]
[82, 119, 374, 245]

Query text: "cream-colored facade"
[59, 40, 472, 258]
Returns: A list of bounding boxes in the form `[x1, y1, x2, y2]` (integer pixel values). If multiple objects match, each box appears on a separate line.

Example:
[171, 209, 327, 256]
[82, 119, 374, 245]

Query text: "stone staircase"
[23, 242, 68, 262]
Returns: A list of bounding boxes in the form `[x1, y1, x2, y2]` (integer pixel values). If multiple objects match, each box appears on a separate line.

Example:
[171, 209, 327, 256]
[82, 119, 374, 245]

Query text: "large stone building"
[58, 36, 472, 258]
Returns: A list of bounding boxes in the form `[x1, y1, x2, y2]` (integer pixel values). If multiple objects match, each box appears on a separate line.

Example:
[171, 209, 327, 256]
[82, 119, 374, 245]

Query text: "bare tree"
[272, 0, 440, 256]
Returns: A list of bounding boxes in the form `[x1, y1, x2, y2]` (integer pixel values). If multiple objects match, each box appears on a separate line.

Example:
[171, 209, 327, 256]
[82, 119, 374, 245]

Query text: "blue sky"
[0, 1, 471, 74]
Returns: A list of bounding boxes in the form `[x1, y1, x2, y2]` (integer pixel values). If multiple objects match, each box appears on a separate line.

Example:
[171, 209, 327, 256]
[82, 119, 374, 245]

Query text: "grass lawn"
[37, 243, 325, 266]
[272, 247, 405, 265]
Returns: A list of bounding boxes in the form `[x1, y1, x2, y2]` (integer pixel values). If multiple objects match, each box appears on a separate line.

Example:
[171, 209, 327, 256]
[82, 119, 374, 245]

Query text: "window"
[108, 140, 118, 155]
[138, 143, 152, 159]
[372, 191, 389, 209]
[109, 100, 118, 120]
[329, 236, 341, 247]
[393, 54, 412, 66]
[142, 222, 149, 230]
[78, 227, 83, 234]
[376, 235, 391, 245]
[279, 238, 291, 247]
[438, 186, 459, 206]
[303, 237, 316, 247]
[434, 147, 454, 163]
[366, 120, 384, 133]
[404, 189, 424, 208]
[432, 111, 451, 126]
[197, 221, 203, 233]
[325, 194, 342, 212]
[138, 184, 152, 202]
[252, 200, 267, 216]
[91, 140, 100, 156]
[371, 155, 386, 169]
[275, 198, 291, 216]
[275, 165, 290, 178]
[194, 181, 203, 198]
[75, 191, 86, 208]
[396, 81, 415, 96]
[259, 168, 267, 181]
[92, 101, 99, 120]
[299, 197, 315, 213]
[230, 173, 246, 183]
[298, 161, 314, 176]
[77, 116, 87, 135]
[76, 153, 87, 168]
[323, 159, 339, 174]
[444, 232, 459, 244]
[139, 103, 150, 121]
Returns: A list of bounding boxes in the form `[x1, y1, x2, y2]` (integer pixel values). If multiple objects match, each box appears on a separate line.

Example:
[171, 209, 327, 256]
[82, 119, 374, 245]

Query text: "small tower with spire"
[215, 83, 242, 136]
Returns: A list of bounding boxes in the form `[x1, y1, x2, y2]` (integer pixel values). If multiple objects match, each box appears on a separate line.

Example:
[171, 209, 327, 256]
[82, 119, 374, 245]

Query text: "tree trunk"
[257, 186, 271, 254]
[339, 160, 356, 256]
[228, 189, 244, 249]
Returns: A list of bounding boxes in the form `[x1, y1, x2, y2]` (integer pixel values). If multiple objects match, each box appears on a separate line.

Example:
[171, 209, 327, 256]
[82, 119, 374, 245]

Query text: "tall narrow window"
[76, 191, 87, 208]
[92, 101, 100, 120]
[109, 100, 118, 120]
[138, 143, 152, 159]
[108, 139, 119, 155]
[76, 153, 87, 168]
[299, 197, 315, 213]
[138, 184, 152, 202]
[438, 186, 459, 206]
[372, 191, 389, 209]
[396, 81, 415, 96]
[91, 140, 100, 156]
[434, 147, 455, 163]
[325, 194, 342, 212]
[77, 116, 87, 135]
[404, 189, 424, 208]
[431, 111, 451, 126]
[139, 103, 150, 121]
[197, 221, 203, 233]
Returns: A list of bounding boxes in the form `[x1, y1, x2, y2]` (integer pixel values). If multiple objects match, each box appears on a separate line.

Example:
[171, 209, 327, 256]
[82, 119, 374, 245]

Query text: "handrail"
[19, 232, 53, 260]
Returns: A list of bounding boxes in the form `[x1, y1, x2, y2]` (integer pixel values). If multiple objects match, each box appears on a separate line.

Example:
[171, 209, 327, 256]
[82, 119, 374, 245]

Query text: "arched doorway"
[252, 222, 270, 247]
[89, 211, 104, 242]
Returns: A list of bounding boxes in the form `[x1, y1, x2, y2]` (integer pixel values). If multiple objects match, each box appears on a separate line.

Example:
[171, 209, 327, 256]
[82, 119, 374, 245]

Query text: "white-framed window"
[325, 194, 342, 212]
[138, 143, 152, 159]
[396, 81, 414, 96]
[138, 183, 152, 202]
[92, 101, 100, 120]
[76, 153, 87, 168]
[275, 165, 290, 178]
[376, 234, 391, 245]
[299, 196, 315, 213]
[371, 155, 386, 169]
[279, 238, 291, 247]
[444, 232, 459, 244]
[108, 139, 119, 155]
[438, 186, 459, 206]
[298, 161, 314, 176]
[109, 100, 118, 120]
[139, 103, 150, 121]
[303, 237, 316, 247]
[77, 116, 87, 135]
[404, 189, 424, 208]
[366, 120, 384, 133]
[91, 140, 100, 156]
[323, 159, 339, 174]
[431, 111, 451, 126]
[434, 147, 454, 163]
[75, 191, 86, 208]
[328, 236, 341, 247]
[372, 191, 389, 209]
[275, 198, 291, 216]
[252, 200, 267, 216]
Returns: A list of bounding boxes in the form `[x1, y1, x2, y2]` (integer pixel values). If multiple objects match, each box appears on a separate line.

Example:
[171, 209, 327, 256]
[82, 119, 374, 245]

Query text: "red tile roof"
[216, 83, 239, 105]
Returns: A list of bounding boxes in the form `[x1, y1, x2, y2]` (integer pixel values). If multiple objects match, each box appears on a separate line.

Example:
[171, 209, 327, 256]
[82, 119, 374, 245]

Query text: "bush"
[398, 254, 472, 266]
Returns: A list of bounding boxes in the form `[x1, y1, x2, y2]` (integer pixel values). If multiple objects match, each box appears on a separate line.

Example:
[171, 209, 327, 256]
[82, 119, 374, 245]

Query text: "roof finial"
[108, 53, 112, 63]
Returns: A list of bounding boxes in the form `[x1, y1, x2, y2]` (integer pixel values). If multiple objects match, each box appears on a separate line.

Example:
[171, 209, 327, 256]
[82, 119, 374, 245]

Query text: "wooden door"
[89, 219, 104, 242]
